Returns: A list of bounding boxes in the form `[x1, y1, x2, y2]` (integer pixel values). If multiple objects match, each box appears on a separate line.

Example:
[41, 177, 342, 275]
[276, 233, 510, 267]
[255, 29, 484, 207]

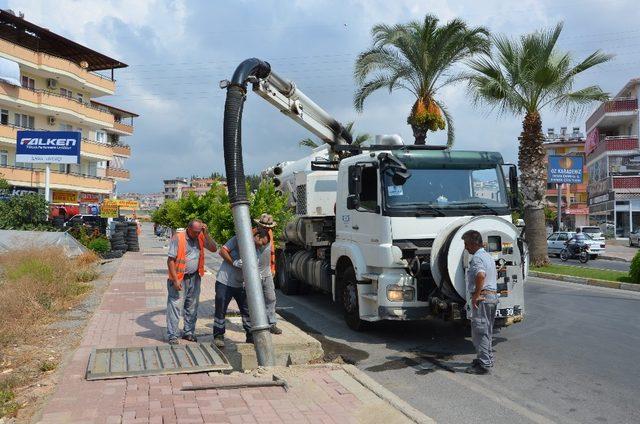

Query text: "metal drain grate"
[86, 343, 232, 380]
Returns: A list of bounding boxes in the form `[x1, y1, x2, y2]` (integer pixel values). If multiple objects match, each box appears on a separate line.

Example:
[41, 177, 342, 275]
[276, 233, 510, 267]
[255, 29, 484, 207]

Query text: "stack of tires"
[126, 222, 140, 252]
[109, 222, 128, 253]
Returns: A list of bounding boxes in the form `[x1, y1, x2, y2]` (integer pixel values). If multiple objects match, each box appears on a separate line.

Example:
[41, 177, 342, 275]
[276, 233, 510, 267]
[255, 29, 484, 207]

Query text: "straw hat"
[254, 213, 276, 228]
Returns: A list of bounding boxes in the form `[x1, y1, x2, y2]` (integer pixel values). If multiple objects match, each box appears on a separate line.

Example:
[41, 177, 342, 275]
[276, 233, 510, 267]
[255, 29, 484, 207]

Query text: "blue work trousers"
[166, 273, 201, 341]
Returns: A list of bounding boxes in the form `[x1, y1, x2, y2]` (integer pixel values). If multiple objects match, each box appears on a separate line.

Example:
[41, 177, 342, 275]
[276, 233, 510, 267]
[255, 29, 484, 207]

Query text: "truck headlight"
[386, 285, 415, 302]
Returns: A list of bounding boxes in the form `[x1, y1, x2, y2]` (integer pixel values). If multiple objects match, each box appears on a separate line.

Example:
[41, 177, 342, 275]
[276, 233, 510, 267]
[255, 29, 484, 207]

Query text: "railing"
[106, 167, 130, 179]
[0, 164, 113, 191]
[0, 38, 115, 91]
[586, 97, 638, 131]
[113, 120, 134, 134]
[111, 144, 131, 156]
[588, 135, 639, 160]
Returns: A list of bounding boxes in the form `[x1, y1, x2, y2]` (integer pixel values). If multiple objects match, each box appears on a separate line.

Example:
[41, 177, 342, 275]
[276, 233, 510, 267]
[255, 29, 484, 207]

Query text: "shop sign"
[79, 192, 100, 204]
[103, 199, 139, 210]
[565, 207, 590, 215]
[548, 155, 584, 184]
[52, 190, 78, 204]
[100, 203, 119, 218]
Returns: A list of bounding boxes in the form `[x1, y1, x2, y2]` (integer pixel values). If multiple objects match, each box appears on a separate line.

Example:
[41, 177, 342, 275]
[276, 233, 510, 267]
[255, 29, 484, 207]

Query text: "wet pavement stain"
[276, 308, 369, 364]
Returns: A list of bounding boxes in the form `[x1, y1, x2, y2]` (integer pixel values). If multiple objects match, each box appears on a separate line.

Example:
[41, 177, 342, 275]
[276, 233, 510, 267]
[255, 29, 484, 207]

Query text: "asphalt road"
[275, 277, 640, 424]
[549, 256, 630, 272]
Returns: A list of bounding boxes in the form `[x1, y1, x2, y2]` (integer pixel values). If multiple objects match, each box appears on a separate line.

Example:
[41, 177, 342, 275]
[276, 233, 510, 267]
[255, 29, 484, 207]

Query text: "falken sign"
[548, 155, 584, 184]
[16, 130, 81, 164]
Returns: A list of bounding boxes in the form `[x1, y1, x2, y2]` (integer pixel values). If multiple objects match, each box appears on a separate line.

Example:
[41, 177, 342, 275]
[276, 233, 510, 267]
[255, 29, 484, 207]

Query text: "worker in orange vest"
[254, 213, 282, 335]
[166, 219, 217, 345]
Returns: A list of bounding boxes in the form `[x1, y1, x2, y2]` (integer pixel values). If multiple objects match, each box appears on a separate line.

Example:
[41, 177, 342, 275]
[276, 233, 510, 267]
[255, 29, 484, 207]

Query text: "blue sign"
[548, 155, 584, 184]
[16, 130, 81, 164]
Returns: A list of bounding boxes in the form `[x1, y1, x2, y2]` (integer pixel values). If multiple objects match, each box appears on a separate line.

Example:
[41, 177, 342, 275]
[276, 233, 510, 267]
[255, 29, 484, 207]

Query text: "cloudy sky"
[4, 0, 639, 193]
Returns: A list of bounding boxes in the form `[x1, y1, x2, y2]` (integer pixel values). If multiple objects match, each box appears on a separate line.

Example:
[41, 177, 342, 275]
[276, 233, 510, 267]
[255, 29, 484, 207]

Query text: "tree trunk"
[412, 124, 427, 145]
[519, 111, 549, 266]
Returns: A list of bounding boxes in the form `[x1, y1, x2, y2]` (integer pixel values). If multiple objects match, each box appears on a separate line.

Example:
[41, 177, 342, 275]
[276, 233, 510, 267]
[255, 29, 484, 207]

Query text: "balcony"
[0, 38, 115, 94]
[113, 120, 134, 135]
[106, 167, 130, 180]
[111, 144, 131, 157]
[0, 82, 115, 127]
[588, 135, 639, 160]
[0, 165, 113, 193]
[586, 97, 638, 132]
[0, 123, 115, 160]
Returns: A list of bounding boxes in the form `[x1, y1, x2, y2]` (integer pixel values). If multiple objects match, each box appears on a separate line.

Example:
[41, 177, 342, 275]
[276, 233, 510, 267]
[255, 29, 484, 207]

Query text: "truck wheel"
[341, 267, 368, 331]
[277, 252, 299, 295]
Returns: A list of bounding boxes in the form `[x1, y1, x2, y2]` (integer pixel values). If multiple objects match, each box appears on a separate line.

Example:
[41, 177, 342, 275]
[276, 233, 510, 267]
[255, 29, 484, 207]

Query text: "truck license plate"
[495, 308, 515, 317]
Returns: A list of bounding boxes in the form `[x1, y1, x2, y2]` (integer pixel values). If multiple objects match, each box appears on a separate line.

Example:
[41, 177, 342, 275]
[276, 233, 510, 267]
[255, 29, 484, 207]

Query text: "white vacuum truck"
[223, 58, 527, 331]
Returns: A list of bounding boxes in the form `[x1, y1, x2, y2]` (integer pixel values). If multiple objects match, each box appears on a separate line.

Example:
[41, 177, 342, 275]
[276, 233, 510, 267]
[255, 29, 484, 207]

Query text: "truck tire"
[341, 266, 368, 331]
[277, 251, 299, 295]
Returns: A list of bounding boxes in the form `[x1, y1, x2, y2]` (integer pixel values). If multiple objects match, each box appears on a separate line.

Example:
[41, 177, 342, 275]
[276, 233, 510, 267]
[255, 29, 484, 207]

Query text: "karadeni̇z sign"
[547, 155, 584, 184]
[16, 130, 81, 164]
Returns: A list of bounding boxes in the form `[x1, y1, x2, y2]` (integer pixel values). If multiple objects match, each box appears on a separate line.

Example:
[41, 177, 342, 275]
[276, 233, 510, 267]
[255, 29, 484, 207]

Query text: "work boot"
[168, 338, 179, 346]
[269, 325, 283, 335]
[213, 336, 225, 348]
[472, 358, 493, 368]
[182, 334, 197, 342]
[465, 363, 490, 375]
[245, 333, 254, 344]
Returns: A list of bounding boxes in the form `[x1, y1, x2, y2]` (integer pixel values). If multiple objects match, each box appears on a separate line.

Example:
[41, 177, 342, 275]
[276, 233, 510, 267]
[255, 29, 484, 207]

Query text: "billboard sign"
[16, 130, 81, 164]
[548, 155, 584, 184]
[100, 203, 119, 218]
[103, 199, 139, 210]
[79, 192, 100, 204]
[52, 190, 78, 204]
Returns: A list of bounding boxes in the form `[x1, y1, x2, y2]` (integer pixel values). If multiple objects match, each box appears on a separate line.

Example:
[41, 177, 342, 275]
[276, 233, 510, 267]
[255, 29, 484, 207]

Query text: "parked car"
[547, 231, 606, 258]
[576, 226, 605, 242]
[629, 229, 640, 247]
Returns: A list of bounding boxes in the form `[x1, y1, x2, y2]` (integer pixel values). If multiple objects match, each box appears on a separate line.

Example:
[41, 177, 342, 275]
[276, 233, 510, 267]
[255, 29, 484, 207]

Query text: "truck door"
[344, 163, 389, 263]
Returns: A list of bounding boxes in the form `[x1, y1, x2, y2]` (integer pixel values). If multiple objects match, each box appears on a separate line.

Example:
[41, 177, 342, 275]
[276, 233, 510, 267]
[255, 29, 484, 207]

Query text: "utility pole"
[557, 183, 562, 231]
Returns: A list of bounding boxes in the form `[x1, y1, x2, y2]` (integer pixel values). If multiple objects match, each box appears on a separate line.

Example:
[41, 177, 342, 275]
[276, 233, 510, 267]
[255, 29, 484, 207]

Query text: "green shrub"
[629, 251, 640, 283]
[87, 237, 110, 254]
[0, 386, 18, 418]
[0, 192, 51, 230]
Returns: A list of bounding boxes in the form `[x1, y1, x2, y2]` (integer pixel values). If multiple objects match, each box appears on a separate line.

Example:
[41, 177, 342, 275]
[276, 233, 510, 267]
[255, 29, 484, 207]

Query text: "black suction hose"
[223, 58, 271, 205]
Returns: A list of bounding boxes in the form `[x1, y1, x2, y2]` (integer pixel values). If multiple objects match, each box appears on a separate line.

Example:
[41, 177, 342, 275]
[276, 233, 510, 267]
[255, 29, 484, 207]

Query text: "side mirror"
[346, 195, 360, 210]
[348, 165, 362, 195]
[508, 165, 520, 209]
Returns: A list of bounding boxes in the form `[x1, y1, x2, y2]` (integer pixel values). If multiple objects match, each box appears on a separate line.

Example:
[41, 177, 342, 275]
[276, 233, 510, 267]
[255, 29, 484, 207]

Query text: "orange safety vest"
[268, 229, 276, 275]
[171, 231, 205, 281]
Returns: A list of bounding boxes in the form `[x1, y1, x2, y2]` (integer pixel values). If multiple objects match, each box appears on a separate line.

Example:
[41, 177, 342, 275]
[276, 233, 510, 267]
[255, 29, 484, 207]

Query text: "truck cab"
[329, 147, 526, 329]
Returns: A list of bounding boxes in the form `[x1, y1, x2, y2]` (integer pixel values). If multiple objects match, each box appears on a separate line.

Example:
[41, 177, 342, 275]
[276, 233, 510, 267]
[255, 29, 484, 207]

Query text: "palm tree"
[467, 23, 612, 265]
[354, 15, 490, 145]
[298, 122, 371, 149]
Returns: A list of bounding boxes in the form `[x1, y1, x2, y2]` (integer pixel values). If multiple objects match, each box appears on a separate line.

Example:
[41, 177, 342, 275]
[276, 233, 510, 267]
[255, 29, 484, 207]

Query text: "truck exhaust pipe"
[222, 58, 275, 367]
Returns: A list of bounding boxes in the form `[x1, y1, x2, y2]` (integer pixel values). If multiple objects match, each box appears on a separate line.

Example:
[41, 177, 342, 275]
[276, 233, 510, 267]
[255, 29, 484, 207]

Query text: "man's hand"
[472, 291, 484, 309]
[233, 259, 243, 269]
[202, 223, 208, 233]
[172, 279, 183, 291]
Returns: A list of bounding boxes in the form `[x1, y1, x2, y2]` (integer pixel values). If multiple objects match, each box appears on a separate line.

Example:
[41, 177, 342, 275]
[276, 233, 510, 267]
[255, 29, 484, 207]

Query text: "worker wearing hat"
[254, 213, 282, 335]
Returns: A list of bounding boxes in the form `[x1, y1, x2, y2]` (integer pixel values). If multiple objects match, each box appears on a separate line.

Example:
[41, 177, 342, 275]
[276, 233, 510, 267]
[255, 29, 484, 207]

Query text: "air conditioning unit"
[47, 116, 56, 126]
[47, 78, 58, 89]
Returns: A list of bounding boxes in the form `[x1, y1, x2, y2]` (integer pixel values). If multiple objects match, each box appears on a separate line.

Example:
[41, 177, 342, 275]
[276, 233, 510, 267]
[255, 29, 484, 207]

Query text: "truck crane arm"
[221, 58, 352, 153]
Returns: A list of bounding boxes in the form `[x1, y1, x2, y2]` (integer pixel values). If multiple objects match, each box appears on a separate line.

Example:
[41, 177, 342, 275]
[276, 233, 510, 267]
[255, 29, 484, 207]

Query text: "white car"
[576, 226, 605, 242]
[547, 231, 606, 258]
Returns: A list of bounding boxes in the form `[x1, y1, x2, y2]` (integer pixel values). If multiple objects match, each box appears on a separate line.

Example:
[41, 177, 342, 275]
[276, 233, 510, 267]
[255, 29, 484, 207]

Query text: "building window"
[77, 93, 83, 104]
[59, 123, 73, 131]
[0, 109, 7, 125]
[0, 149, 7, 166]
[14, 113, 34, 129]
[60, 88, 72, 98]
[88, 161, 97, 177]
[21, 76, 35, 90]
[96, 131, 106, 143]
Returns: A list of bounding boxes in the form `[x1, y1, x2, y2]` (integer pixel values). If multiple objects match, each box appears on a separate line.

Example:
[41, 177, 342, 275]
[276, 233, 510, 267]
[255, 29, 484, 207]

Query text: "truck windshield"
[383, 165, 509, 213]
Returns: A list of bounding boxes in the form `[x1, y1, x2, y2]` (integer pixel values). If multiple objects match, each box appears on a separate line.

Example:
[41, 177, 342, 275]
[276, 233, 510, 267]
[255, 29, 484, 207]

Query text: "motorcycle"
[560, 243, 590, 263]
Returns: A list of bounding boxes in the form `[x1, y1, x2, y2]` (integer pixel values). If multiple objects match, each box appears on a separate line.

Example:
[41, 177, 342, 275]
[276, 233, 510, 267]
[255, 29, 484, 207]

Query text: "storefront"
[589, 195, 640, 238]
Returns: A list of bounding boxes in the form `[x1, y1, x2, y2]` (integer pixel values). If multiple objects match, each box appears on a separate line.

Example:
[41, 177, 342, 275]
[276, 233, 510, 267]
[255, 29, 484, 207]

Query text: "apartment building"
[163, 178, 189, 200]
[181, 177, 227, 197]
[0, 10, 136, 211]
[120, 192, 164, 210]
[543, 127, 588, 229]
[585, 78, 640, 238]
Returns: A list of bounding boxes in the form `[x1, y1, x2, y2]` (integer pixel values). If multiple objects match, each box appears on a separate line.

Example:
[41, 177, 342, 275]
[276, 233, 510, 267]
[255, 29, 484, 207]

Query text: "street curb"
[341, 364, 437, 424]
[598, 255, 631, 263]
[530, 271, 640, 292]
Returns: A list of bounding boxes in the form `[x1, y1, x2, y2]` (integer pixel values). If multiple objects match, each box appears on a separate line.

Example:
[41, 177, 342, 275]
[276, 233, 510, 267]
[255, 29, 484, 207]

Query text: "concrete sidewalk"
[36, 227, 430, 423]
[599, 240, 637, 262]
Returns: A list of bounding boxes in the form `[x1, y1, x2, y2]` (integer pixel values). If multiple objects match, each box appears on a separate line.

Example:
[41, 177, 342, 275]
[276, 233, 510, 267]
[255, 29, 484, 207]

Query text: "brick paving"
[37, 226, 409, 424]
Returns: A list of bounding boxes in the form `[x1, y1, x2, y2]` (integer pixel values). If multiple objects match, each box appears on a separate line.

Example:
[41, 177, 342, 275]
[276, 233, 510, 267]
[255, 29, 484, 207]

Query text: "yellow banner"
[100, 203, 119, 218]
[102, 199, 139, 210]
[52, 190, 78, 204]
